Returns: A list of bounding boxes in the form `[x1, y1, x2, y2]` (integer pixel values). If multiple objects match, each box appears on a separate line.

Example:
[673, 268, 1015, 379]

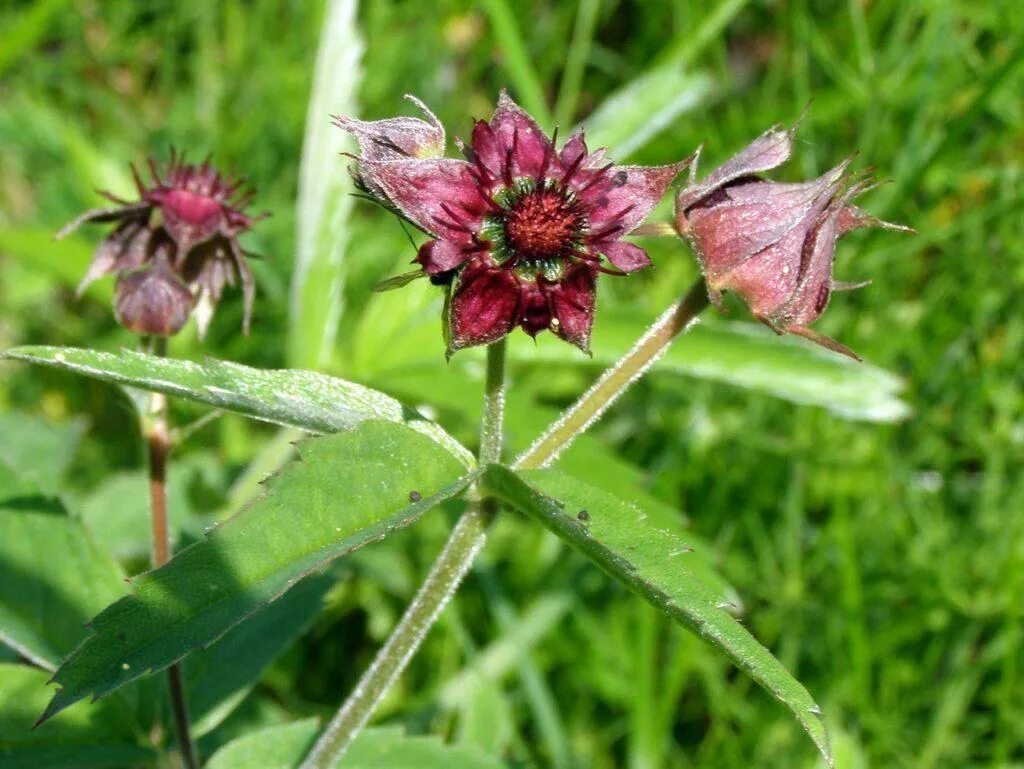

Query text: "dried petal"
[600, 241, 651, 273]
[583, 161, 689, 236]
[334, 95, 446, 163]
[676, 123, 796, 211]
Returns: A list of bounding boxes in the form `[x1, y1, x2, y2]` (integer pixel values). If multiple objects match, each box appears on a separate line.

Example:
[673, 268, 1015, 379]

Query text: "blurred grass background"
[1, 0, 1023, 767]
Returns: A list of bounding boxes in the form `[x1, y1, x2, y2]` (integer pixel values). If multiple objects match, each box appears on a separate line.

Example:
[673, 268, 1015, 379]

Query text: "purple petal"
[549, 264, 596, 353]
[517, 281, 553, 337]
[448, 262, 520, 351]
[600, 240, 651, 273]
[416, 238, 475, 275]
[676, 123, 797, 212]
[712, 223, 809, 319]
[470, 91, 551, 181]
[361, 158, 487, 241]
[580, 162, 687, 237]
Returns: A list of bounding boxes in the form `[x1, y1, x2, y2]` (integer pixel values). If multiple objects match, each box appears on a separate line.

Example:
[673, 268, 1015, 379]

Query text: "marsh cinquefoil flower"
[337, 93, 689, 355]
[675, 124, 909, 360]
[60, 151, 261, 336]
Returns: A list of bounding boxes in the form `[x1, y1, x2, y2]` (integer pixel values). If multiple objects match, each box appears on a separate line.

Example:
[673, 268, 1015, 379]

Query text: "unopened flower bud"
[114, 257, 195, 337]
[60, 151, 262, 336]
[675, 124, 910, 359]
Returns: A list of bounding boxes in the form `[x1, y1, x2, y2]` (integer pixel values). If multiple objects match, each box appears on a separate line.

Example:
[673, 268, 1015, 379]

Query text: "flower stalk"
[143, 337, 198, 769]
[300, 340, 507, 769]
[514, 276, 709, 470]
[302, 275, 711, 768]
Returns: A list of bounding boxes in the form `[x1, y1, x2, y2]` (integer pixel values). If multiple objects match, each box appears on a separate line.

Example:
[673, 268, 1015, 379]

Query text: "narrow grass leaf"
[2, 346, 474, 467]
[482, 465, 832, 766]
[206, 719, 507, 769]
[508, 316, 909, 422]
[582, 67, 713, 160]
[288, 0, 363, 368]
[37, 421, 474, 724]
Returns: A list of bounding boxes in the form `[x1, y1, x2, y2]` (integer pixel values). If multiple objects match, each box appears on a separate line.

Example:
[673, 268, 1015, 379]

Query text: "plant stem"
[145, 337, 198, 769]
[515, 277, 709, 470]
[479, 337, 507, 466]
[300, 340, 508, 769]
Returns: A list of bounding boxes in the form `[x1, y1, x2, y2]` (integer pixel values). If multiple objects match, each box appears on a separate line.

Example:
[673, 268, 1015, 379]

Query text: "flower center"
[502, 188, 583, 262]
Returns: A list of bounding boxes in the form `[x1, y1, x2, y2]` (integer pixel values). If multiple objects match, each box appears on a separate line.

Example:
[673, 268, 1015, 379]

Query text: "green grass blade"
[482, 465, 832, 766]
[582, 67, 714, 159]
[288, 0, 364, 368]
[479, 0, 552, 126]
[2, 346, 474, 467]
[207, 720, 507, 769]
[36, 421, 474, 724]
[507, 316, 909, 422]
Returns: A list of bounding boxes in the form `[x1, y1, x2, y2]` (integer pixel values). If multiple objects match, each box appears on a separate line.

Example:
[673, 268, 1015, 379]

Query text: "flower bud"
[60, 151, 261, 336]
[114, 257, 195, 337]
[676, 125, 910, 359]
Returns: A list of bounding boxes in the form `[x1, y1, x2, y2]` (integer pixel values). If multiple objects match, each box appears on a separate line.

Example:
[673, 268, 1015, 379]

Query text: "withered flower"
[337, 92, 689, 355]
[675, 124, 909, 359]
[60, 151, 260, 336]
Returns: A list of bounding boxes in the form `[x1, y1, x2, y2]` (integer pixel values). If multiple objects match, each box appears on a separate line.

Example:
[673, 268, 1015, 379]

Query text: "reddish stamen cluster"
[503, 188, 584, 262]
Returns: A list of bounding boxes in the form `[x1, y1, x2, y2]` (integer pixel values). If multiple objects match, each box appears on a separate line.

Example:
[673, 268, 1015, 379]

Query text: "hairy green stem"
[300, 340, 507, 769]
[515, 277, 709, 470]
[300, 277, 708, 766]
[144, 337, 199, 769]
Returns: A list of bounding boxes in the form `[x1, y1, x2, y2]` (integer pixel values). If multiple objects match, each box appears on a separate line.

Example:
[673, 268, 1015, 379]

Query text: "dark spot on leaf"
[408, 490, 422, 503]
[577, 510, 590, 521]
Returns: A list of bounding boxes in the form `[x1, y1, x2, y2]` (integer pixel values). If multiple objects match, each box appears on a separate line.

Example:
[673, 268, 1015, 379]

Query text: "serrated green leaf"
[0, 496, 127, 670]
[2, 346, 474, 467]
[38, 421, 474, 724]
[206, 719, 507, 769]
[482, 465, 832, 766]
[187, 573, 333, 736]
[0, 663, 152, 769]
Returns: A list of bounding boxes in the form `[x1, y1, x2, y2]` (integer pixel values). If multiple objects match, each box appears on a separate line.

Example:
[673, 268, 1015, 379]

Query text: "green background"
[1, 0, 1022, 767]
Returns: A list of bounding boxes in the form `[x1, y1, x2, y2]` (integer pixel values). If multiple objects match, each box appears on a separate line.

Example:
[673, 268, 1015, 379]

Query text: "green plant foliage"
[0, 413, 86, 495]
[206, 719, 507, 769]
[482, 464, 831, 765]
[0, 494, 127, 670]
[0, 663, 153, 769]
[37, 421, 474, 723]
[2, 347, 474, 467]
[288, 0, 363, 369]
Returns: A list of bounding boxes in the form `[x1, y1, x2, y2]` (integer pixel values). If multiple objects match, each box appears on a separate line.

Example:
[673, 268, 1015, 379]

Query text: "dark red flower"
[60, 151, 260, 336]
[675, 124, 910, 359]
[339, 92, 688, 355]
